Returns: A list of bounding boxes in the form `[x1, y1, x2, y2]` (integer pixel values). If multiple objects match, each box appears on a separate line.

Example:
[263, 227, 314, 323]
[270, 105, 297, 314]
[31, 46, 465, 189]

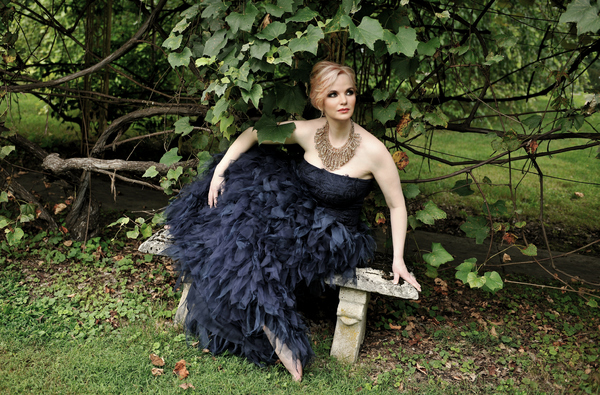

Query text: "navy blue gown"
[165, 146, 376, 368]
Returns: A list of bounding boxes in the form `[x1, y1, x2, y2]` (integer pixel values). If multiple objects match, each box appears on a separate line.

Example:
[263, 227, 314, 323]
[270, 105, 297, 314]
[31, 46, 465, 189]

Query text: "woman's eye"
[328, 92, 337, 98]
[346, 90, 355, 96]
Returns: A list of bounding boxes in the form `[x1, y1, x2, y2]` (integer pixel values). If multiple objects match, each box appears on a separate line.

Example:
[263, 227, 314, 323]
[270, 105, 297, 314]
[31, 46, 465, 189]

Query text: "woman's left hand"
[392, 258, 422, 292]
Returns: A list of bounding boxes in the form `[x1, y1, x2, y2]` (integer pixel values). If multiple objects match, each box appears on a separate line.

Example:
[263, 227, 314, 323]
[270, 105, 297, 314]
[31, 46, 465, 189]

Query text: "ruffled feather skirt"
[165, 146, 375, 368]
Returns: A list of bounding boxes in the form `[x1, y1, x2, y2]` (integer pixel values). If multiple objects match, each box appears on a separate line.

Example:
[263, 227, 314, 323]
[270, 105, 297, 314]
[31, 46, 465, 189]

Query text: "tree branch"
[43, 153, 198, 174]
[3, 0, 168, 93]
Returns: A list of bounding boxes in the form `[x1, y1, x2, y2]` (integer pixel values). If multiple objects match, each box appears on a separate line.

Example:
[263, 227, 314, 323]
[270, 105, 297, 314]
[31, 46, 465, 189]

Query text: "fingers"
[392, 271, 422, 292]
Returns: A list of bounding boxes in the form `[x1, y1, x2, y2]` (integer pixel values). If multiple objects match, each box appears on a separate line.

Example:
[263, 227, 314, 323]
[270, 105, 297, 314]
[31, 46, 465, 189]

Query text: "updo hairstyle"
[309, 61, 356, 112]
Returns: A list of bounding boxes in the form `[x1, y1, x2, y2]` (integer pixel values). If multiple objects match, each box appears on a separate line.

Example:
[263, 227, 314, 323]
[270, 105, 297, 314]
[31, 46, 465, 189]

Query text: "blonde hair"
[309, 61, 356, 111]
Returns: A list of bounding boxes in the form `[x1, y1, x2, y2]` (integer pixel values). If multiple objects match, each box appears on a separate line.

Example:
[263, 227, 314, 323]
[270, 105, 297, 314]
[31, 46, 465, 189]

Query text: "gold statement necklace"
[314, 120, 361, 171]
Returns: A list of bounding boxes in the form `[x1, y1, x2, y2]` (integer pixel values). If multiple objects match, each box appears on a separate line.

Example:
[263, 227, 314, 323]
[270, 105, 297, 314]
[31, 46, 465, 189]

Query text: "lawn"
[0, 227, 598, 394]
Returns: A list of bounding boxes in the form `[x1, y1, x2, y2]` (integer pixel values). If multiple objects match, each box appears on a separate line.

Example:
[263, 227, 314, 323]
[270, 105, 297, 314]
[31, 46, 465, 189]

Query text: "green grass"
[1, 227, 599, 394]
[399, 128, 600, 230]
[1, 93, 79, 148]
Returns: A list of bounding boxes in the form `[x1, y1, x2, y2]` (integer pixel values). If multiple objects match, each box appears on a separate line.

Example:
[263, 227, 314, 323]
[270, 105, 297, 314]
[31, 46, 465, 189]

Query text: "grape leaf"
[286, 8, 318, 22]
[256, 22, 287, 40]
[415, 200, 447, 225]
[452, 179, 474, 196]
[162, 34, 182, 50]
[456, 259, 480, 287]
[0, 145, 15, 160]
[264, 0, 294, 18]
[460, 216, 489, 244]
[203, 30, 228, 57]
[456, 257, 477, 273]
[559, 0, 600, 35]
[407, 215, 422, 230]
[425, 264, 439, 279]
[159, 148, 182, 165]
[241, 83, 263, 107]
[373, 104, 397, 125]
[417, 37, 440, 56]
[143, 166, 159, 178]
[423, 242, 454, 268]
[225, 3, 259, 34]
[275, 83, 306, 115]
[466, 272, 486, 288]
[482, 271, 503, 293]
[288, 25, 324, 55]
[174, 117, 193, 136]
[402, 184, 420, 199]
[250, 40, 271, 59]
[167, 47, 192, 68]
[482, 199, 507, 217]
[201, 0, 228, 19]
[520, 244, 538, 256]
[396, 27, 419, 57]
[347, 16, 384, 51]
[254, 115, 296, 144]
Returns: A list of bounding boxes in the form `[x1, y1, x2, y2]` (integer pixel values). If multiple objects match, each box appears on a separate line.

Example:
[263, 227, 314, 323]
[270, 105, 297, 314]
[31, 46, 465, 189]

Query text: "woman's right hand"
[208, 173, 224, 208]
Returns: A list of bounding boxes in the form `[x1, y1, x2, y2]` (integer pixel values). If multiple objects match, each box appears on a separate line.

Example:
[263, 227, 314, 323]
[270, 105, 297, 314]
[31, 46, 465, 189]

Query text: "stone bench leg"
[174, 282, 191, 325]
[330, 287, 370, 363]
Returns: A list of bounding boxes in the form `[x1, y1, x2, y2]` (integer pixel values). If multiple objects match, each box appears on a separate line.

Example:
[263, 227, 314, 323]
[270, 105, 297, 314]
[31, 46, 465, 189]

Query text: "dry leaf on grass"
[53, 203, 67, 215]
[179, 383, 195, 389]
[389, 323, 402, 330]
[173, 359, 189, 379]
[490, 326, 498, 338]
[149, 353, 165, 367]
[151, 368, 164, 376]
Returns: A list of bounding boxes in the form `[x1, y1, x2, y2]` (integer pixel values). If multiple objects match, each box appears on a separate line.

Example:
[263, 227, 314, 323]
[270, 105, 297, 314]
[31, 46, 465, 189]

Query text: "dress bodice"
[297, 159, 373, 230]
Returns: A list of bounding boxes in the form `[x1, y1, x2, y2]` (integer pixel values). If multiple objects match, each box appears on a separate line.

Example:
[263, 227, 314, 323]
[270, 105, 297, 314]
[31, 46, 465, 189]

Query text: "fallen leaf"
[173, 359, 189, 379]
[416, 363, 427, 375]
[179, 383, 195, 389]
[389, 323, 402, 330]
[63, 240, 73, 247]
[53, 203, 67, 215]
[149, 353, 165, 367]
[490, 326, 498, 338]
[574, 192, 584, 198]
[502, 253, 511, 263]
[151, 368, 164, 376]
[434, 278, 448, 293]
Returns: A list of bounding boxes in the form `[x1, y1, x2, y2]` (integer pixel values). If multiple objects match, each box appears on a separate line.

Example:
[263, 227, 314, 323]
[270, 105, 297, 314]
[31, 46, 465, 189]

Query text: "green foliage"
[415, 201, 447, 225]
[559, 0, 600, 35]
[460, 216, 490, 245]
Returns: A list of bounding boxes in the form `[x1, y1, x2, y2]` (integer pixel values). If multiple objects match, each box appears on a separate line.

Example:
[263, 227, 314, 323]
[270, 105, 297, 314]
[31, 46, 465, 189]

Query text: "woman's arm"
[370, 144, 422, 292]
[208, 126, 258, 207]
[207, 121, 312, 207]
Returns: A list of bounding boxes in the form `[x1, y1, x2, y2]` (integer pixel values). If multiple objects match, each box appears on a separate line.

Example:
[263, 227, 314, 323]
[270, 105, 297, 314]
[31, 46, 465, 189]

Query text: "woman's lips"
[338, 108, 349, 113]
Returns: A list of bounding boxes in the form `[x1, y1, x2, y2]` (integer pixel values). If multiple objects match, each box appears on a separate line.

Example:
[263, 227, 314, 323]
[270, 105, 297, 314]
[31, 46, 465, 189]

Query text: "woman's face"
[322, 73, 356, 122]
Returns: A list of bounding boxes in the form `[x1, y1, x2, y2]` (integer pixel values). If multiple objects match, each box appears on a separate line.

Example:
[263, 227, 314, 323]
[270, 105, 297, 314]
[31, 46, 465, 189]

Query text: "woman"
[165, 61, 421, 382]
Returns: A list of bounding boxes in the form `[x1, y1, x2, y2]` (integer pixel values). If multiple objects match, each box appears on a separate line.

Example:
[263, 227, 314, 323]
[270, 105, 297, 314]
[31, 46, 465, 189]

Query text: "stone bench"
[139, 229, 419, 363]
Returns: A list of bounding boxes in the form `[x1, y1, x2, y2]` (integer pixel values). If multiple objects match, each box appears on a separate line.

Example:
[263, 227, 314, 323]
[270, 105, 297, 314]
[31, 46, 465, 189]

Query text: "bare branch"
[43, 153, 198, 174]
